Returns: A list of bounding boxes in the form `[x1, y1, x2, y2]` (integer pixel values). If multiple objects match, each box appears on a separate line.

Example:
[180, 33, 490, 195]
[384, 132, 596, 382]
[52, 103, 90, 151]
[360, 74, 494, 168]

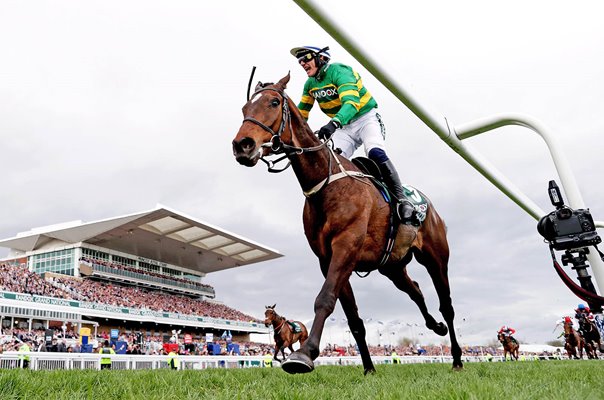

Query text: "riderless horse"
[232, 74, 462, 374]
[497, 332, 519, 361]
[264, 304, 309, 362]
[563, 319, 585, 359]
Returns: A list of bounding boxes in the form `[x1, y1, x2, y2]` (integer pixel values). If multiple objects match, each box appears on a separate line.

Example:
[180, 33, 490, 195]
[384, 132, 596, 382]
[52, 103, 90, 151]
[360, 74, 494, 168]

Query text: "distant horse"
[578, 318, 601, 359]
[264, 304, 308, 362]
[232, 73, 462, 374]
[497, 332, 519, 361]
[563, 319, 584, 359]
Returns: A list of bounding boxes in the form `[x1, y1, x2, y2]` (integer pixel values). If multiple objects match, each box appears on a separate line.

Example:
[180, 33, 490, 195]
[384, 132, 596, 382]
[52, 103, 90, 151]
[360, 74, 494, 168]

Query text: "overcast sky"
[1, 0, 603, 347]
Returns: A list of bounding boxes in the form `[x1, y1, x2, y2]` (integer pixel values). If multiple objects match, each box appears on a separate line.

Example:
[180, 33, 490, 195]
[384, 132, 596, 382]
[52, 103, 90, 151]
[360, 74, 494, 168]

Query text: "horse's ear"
[276, 72, 290, 90]
[255, 81, 264, 92]
[271, 303, 276, 309]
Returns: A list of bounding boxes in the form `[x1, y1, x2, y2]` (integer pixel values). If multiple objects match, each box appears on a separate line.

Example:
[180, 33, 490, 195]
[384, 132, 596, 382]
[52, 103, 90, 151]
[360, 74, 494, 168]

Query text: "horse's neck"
[565, 325, 578, 336]
[286, 105, 338, 192]
[272, 315, 284, 327]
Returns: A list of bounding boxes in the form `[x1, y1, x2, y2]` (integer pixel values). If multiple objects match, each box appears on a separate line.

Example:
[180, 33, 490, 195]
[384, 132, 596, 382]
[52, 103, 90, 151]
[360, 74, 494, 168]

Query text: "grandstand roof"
[0, 205, 282, 274]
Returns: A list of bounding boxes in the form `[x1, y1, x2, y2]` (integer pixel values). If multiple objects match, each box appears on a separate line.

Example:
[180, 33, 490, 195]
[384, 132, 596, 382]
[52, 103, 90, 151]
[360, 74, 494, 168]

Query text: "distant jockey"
[498, 325, 518, 344]
[574, 304, 595, 336]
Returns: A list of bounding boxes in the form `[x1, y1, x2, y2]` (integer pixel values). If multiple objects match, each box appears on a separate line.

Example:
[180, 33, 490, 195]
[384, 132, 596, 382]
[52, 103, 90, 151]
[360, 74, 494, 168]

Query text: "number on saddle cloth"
[287, 320, 302, 333]
[352, 156, 428, 224]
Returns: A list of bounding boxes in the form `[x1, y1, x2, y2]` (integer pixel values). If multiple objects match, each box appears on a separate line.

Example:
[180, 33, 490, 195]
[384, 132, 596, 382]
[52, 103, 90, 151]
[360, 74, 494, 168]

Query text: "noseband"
[243, 87, 291, 154]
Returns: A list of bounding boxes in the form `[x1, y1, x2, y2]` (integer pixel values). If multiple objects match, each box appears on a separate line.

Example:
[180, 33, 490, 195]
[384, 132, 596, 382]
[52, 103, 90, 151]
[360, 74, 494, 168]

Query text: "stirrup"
[396, 201, 420, 226]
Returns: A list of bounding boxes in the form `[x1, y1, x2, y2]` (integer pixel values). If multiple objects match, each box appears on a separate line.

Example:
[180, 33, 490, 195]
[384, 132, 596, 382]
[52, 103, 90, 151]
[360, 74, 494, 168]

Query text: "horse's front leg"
[273, 344, 281, 361]
[339, 281, 375, 375]
[282, 233, 360, 374]
[281, 341, 291, 361]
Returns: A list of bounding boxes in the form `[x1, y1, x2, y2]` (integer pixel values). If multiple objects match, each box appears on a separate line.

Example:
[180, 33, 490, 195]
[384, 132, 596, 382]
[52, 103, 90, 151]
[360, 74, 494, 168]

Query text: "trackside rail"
[0, 352, 568, 370]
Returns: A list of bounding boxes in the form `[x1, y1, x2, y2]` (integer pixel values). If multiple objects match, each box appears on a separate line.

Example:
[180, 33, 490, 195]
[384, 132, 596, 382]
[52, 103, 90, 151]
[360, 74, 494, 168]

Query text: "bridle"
[242, 86, 330, 173]
[265, 310, 286, 334]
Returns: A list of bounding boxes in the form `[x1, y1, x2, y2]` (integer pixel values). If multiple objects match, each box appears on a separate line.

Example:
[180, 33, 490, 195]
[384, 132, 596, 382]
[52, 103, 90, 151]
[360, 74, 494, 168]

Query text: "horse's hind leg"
[378, 265, 447, 336]
[413, 244, 463, 369]
[339, 281, 375, 375]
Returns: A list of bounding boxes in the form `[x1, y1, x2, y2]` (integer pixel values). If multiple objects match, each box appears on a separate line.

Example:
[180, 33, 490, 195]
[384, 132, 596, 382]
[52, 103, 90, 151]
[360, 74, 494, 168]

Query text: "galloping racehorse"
[579, 318, 601, 359]
[264, 304, 309, 362]
[563, 319, 585, 359]
[232, 74, 462, 375]
[497, 332, 519, 361]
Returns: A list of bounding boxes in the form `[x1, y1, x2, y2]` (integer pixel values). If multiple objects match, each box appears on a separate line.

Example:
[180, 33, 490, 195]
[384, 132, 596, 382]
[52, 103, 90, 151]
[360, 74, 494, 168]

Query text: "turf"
[1, 360, 603, 399]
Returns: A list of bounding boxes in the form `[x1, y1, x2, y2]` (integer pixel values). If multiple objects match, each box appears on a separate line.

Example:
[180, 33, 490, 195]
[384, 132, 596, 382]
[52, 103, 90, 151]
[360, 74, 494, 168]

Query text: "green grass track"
[1, 360, 603, 399]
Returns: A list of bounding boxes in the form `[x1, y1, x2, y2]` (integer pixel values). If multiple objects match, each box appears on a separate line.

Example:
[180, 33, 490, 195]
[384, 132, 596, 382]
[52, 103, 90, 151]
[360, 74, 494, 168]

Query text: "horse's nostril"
[239, 137, 256, 152]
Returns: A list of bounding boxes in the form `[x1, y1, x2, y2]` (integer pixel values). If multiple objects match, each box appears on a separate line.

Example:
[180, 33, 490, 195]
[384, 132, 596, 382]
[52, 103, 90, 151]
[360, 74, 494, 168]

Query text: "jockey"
[290, 45, 419, 226]
[498, 325, 518, 343]
[575, 303, 587, 319]
[574, 303, 595, 322]
[575, 304, 595, 335]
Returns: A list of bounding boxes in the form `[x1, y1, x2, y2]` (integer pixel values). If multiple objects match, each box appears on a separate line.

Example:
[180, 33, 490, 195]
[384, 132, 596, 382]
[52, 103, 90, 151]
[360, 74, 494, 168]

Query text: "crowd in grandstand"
[1, 324, 513, 358]
[0, 263, 258, 323]
[1, 325, 528, 359]
[0, 263, 562, 360]
[0, 264, 72, 299]
[79, 257, 213, 290]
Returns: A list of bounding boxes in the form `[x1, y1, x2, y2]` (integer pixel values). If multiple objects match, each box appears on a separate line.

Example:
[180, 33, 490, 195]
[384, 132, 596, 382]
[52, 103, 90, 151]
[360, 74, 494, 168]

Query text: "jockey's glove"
[317, 120, 341, 141]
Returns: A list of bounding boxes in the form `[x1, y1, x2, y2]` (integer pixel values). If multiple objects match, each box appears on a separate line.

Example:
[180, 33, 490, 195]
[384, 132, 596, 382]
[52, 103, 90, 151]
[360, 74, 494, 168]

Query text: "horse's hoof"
[433, 322, 448, 336]
[364, 368, 376, 376]
[281, 352, 314, 374]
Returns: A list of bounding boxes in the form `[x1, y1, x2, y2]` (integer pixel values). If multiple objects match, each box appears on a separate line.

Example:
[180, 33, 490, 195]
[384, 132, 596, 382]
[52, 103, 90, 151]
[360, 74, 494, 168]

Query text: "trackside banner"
[0, 291, 260, 328]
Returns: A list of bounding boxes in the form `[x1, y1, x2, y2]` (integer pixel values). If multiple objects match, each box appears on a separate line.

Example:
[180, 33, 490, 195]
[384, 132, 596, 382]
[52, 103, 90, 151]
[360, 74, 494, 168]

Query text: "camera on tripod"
[537, 180, 601, 251]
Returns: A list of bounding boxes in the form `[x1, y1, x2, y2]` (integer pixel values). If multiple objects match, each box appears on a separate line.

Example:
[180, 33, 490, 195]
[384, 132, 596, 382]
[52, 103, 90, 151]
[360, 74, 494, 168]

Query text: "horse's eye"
[270, 99, 280, 107]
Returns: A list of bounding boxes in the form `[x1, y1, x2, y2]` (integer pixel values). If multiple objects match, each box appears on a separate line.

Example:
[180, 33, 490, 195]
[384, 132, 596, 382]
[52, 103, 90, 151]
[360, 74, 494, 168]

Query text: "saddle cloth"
[287, 320, 302, 333]
[352, 157, 428, 224]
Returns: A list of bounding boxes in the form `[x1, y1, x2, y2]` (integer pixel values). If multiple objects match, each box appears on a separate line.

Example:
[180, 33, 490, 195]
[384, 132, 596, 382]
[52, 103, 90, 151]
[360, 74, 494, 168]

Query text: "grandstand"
[0, 206, 282, 346]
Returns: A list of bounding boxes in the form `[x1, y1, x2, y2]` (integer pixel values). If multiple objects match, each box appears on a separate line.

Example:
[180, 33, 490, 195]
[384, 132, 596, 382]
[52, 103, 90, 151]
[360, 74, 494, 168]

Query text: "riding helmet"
[291, 45, 331, 71]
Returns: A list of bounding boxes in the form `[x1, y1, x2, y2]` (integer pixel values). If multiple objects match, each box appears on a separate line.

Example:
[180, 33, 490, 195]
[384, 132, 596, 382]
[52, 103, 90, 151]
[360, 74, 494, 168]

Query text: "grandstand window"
[81, 248, 110, 261]
[139, 262, 160, 273]
[32, 249, 75, 276]
[112, 255, 136, 267]
[163, 267, 181, 277]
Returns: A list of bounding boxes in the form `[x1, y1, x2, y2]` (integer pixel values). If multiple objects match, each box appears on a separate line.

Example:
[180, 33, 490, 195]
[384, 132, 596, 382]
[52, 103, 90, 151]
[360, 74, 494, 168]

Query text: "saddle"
[287, 320, 302, 333]
[351, 157, 428, 224]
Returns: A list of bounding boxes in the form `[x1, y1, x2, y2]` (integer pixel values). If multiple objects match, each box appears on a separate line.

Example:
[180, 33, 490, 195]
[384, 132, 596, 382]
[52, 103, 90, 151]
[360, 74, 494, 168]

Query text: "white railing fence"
[0, 352, 569, 371]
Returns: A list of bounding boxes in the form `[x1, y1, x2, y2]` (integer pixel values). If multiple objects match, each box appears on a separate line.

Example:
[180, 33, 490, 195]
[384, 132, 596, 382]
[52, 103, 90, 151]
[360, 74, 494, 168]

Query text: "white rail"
[0, 352, 565, 370]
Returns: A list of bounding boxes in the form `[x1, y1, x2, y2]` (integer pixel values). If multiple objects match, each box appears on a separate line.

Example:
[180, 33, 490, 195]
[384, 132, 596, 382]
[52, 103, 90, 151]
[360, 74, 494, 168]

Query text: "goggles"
[297, 52, 315, 64]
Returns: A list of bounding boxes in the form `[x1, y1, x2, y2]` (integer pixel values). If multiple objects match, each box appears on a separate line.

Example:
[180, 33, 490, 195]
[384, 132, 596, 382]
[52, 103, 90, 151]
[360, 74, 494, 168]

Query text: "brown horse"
[232, 74, 462, 375]
[578, 318, 601, 359]
[563, 319, 585, 359]
[497, 333, 519, 361]
[264, 304, 309, 362]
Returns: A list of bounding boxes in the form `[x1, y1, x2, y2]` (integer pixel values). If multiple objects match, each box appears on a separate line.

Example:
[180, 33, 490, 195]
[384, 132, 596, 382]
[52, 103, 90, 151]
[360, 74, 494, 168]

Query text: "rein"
[243, 86, 370, 195]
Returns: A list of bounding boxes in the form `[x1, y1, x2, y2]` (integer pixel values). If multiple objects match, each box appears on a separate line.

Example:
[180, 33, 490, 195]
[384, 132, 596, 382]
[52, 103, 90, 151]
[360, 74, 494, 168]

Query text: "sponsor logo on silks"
[311, 87, 338, 99]
[402, 184, 428, 223]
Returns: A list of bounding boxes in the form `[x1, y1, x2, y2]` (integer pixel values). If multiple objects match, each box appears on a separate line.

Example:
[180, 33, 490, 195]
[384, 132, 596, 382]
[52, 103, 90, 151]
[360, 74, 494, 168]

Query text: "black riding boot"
[378, 160, 420, 226]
